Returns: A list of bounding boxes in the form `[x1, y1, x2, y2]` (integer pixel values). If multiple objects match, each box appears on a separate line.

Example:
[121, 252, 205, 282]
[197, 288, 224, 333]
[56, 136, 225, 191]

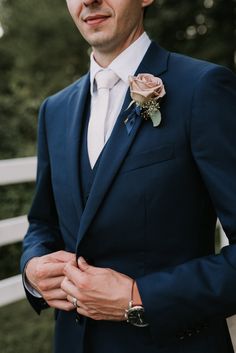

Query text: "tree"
[0, 0, 89, 159]
[146, 0, 235, 70]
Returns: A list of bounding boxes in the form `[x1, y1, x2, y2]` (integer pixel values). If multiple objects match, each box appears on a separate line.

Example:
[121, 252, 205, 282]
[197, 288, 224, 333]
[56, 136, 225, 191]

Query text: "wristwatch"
[125, 301, 149, 327]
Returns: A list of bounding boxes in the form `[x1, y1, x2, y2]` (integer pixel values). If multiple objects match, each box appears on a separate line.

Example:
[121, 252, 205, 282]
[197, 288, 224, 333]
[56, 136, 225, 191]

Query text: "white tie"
[87, 69, 120, 168]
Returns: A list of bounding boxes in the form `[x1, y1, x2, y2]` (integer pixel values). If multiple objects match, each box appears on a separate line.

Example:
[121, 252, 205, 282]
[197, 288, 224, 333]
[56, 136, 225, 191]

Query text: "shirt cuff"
[23, 268, 42, 298]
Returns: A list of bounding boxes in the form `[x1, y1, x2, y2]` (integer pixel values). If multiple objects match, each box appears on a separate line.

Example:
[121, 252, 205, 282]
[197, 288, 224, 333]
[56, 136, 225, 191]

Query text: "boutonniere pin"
[124, 74, 166, 131]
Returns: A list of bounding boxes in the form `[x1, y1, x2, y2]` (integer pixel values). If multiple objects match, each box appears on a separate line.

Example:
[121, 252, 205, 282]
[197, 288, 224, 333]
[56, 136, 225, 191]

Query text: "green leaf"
[150, 109, 162, 127]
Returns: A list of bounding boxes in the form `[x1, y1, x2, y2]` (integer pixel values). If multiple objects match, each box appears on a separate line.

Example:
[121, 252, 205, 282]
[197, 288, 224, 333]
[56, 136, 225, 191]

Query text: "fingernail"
[79, 256, 86, 263]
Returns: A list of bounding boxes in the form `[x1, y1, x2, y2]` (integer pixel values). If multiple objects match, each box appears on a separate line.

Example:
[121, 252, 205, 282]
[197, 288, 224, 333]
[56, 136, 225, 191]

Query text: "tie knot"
[95, 69, 119, 90]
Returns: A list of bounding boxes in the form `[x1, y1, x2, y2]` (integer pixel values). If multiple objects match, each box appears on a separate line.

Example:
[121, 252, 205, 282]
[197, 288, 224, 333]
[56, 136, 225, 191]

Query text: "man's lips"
[84, 14, 110, 26]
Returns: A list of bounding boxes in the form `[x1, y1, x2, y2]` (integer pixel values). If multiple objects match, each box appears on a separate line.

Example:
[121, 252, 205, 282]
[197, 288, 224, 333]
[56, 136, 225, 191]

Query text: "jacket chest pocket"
[121, 144, 175, 173]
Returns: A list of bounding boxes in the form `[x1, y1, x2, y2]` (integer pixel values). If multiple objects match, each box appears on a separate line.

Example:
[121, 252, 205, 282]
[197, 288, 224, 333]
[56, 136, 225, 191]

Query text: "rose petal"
[129, 74, 166, 103]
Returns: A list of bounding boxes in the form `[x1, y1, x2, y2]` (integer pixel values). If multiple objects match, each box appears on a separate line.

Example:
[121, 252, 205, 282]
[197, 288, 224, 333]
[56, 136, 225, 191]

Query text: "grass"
[0, 299, 54, 353]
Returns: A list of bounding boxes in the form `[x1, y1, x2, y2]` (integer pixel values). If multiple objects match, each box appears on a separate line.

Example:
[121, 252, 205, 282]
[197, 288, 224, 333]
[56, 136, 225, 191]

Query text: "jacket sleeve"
[136, 66, 236, 347]
[20, 98, 65, 314]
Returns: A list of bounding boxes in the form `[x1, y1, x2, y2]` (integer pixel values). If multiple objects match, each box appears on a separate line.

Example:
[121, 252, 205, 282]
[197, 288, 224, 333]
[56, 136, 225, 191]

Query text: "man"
[21, 0, 236, 352]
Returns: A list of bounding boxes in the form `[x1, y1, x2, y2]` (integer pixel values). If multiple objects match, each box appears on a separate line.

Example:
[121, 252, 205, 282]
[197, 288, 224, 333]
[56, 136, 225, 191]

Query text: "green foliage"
[0, 242, 22, 280]
[0, 300, 53, 353]
[0, 0, 89, 159]
[0, 183, 35, 220]
[145, 0, 235, 70]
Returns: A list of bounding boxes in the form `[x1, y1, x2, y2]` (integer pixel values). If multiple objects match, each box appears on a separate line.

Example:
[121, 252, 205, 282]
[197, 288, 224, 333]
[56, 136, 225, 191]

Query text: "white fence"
[0, 157, 36, 306]
[0, 156, 236, 350]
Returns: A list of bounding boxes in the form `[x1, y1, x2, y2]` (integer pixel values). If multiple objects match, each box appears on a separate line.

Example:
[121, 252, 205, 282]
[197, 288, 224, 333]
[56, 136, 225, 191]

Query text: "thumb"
[78, 257, 91, 272]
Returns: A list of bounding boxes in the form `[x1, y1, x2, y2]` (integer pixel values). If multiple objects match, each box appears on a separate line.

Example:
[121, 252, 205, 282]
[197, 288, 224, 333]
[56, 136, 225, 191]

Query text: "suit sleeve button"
[176, 331, 185, 340]
[187, 330, 193, 337]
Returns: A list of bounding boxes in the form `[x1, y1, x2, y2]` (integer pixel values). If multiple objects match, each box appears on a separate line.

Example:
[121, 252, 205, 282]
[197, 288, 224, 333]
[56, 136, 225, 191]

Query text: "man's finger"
[63, 263, 86, 288]
[37, 262, 68, 279]
[77, 257, 104, 275]
[43, 288, 68, 301]
[61, 276, 80, 297]
[66, 295, 89, 311]
[46, 251, 76, 264]
[76, 306, 89, 318]
[47, 299, 75, 311]
[38, 276, 65, 291]
[78, 257, 95, 273]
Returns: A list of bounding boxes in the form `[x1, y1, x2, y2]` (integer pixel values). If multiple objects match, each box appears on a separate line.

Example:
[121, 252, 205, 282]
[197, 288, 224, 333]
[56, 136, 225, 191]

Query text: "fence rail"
[0, 157, 36, 307]
[0, 157, 36, 185]
[0, 275, 25, 307]
[0, 216, 28, 247]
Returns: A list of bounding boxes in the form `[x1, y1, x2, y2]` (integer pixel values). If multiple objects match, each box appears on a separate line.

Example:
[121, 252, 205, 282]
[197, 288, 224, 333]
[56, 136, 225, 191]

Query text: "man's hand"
[25, 250, 76, 311]
[61, 257, 133, 321]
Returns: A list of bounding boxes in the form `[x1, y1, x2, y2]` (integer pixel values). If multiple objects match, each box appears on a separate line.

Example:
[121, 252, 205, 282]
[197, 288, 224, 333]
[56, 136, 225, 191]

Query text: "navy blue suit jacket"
[21, 42, 236, 353]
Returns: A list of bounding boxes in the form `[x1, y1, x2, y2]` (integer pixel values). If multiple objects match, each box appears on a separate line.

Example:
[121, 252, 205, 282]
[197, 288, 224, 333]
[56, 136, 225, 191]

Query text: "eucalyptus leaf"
[150, 109, 162, 127]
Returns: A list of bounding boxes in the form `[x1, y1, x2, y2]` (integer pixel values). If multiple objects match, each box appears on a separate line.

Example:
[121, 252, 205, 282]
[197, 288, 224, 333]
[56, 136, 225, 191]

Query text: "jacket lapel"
[66, 72, 90, 221]
[76, 42, 170, 249]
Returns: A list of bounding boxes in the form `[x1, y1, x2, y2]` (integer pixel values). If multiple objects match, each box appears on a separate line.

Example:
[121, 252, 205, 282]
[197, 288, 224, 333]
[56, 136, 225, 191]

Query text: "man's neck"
[92, 29, 145, 68]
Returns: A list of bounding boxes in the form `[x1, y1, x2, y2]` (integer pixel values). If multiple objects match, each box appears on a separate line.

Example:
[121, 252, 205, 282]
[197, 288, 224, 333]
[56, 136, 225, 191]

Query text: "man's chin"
[87, 35, 115, 52]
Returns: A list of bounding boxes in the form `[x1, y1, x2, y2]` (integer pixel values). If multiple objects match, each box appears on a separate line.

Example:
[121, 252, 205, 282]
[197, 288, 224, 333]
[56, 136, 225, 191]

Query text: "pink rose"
[129, 73, 166, 104]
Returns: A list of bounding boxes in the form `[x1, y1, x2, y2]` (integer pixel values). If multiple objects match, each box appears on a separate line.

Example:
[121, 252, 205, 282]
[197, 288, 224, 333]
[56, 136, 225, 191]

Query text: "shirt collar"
[90, 32, 151, 95]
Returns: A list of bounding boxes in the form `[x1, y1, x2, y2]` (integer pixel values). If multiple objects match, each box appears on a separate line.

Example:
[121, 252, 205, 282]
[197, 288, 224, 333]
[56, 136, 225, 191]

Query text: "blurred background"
[0, 0, 235, 352]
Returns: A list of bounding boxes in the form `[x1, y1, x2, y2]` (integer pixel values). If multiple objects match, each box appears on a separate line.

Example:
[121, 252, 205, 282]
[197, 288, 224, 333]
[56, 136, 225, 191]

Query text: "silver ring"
[72, 297, 77, 308]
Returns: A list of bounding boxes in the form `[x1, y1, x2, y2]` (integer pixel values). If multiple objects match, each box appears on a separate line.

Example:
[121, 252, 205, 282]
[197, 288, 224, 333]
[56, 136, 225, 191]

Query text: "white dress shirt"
[89, 32, 151, 144]
[24, 32, 151, 298]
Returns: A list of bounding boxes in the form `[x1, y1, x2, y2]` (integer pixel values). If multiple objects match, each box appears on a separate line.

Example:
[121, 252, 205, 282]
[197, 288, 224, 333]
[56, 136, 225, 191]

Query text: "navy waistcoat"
[80, 97, 103, 208]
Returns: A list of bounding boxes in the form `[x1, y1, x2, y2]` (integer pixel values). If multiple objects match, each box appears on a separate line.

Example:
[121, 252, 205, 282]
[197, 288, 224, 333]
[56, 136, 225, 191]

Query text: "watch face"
[127, 306, 149, 327]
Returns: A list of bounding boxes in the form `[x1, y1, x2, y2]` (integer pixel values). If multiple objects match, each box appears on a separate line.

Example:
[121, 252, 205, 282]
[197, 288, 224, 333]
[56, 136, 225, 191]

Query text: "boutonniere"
[124, 74, 166, 132]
